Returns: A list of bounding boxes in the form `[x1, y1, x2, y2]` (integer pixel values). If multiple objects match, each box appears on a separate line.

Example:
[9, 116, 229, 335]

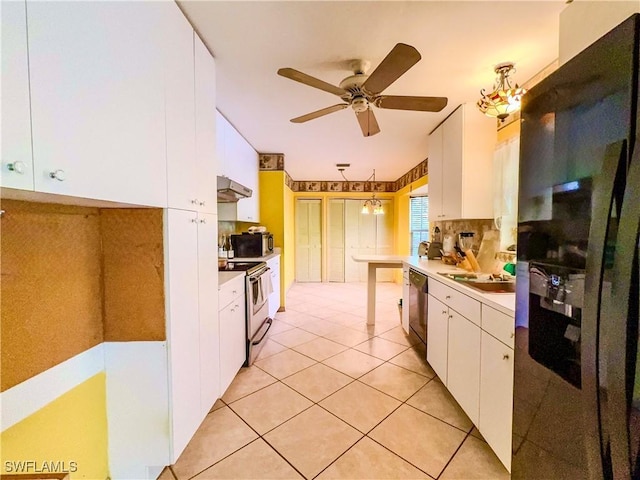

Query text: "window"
[410, 196, 429, 255]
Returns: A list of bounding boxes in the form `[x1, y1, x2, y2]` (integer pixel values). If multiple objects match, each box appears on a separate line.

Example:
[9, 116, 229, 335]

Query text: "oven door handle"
[252, 318, 273, 346]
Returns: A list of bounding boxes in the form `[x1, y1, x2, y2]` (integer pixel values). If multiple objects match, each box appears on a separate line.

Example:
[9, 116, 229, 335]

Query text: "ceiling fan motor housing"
[352, 97, 369, 113]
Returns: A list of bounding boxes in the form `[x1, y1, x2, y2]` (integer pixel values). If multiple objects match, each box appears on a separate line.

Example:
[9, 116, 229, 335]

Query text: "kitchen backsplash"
[431, 219, 497, 251]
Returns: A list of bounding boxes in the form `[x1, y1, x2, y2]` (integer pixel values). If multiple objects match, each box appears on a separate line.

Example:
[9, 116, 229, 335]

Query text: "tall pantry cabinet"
[163, 6, 220, 462]
[1, 1, 220, 476]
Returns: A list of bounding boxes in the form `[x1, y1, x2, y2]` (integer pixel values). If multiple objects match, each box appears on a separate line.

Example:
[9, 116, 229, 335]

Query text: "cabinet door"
[1, 0, 33, 190]
[441, 107, 463, 219]
[219, 295, 246, 395]
[295, 199, 322, 282]
[28, 1, 167, 206]
[216, 111, 227, 178]
[447, 309, 481, 424]
[427, 294, 449, 383]
[223, 122, 244, 181]
[197, 213, 220, 415]
[236, 140, 259, 222]
[165, 209, 201, 460]
[480, 331, 514, 471]
[327, 199, 345, 282]
[427, 125, 443, 222]
[194, 36, 217, 214]
[267, 256, 281, 318]
[165, 5, 196, 211]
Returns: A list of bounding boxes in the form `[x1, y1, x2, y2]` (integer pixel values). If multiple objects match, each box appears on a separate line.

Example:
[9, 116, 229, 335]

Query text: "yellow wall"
[497, 120, 520, 143]
[1, 373, 109, 479]
[259, 171, 297, 306]
[393, 176, 428, 256]
[283, 185, 295, 295]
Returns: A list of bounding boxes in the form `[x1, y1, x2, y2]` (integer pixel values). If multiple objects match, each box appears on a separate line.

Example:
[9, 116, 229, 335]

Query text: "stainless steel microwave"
[230, 232, 274, 258]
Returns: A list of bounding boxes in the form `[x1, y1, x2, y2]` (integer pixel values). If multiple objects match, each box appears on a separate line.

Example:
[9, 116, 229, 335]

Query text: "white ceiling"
[179, 1, 566, 182]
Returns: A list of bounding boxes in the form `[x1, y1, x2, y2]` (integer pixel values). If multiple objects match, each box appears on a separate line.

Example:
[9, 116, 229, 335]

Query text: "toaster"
[418, 241, 430, 257]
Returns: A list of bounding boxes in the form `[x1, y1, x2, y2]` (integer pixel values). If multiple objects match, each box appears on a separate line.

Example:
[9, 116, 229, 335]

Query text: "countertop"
[218, 248, 281, 286]
[404, 255, 515, 316]
[218, 270, 245, 287]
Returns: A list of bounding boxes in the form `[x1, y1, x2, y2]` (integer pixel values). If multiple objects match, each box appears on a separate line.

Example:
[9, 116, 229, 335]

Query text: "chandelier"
[361, 169, 384, 215]
[477, 62, 526, 121]
[337, 165, 384, 215]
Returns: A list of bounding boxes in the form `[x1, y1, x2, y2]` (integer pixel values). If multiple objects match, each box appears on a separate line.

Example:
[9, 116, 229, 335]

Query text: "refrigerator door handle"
[584, 139, 628, 480]
[609, 136, 640, 480]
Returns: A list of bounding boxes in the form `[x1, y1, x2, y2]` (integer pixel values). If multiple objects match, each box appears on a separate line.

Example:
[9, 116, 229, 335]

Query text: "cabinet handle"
[232, 290, 237, 295]
[199, 201, 206, 206]
[7, 161, 26, 174]
[442, 310, 447, 315]
[445, 295, 451, 299]
[199, 218, 206, 224]
[190, 218, 198, 223]
[49, 169, 66, 181]
[191, 199, 198, 205]
[510, 332, 515, 338]
[503, 354, 510, 360]
[448, 315, 453, 319]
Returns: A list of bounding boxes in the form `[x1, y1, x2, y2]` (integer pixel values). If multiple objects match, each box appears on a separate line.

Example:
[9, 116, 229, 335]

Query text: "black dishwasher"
[408, 269, 428, 346]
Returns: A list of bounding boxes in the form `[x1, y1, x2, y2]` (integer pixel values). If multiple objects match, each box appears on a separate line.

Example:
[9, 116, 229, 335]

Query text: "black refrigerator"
[513, 13, 640, 480]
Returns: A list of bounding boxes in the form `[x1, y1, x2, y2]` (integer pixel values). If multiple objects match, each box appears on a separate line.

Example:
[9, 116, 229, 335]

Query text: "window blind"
[410, 196, 429, 255]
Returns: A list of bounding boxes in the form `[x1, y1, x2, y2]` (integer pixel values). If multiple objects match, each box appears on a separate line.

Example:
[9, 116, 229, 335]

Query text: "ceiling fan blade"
[377, 95, 448, 112]
[362, 43, 421, 95]
[278, 68, 346, 97]
[356, 108, 380, 137]
[290, 104, 349, 123]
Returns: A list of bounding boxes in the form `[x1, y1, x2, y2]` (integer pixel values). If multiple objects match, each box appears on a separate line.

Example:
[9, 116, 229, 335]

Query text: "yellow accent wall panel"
[394, 176, 428, 256]
[0, 373, 109, 479]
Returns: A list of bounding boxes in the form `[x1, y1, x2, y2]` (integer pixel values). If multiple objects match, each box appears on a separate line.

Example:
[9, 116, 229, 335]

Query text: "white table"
[351, 255, 408, 325]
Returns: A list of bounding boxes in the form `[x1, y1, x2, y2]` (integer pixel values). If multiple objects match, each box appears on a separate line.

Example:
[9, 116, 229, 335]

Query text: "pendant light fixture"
[477, 62, 526, 121]
[337, 165, 384, 215]
[361, 169, 384, 215]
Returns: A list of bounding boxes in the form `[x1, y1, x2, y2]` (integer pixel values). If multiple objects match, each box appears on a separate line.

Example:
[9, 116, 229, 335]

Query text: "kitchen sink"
[438, 272, 516, 294]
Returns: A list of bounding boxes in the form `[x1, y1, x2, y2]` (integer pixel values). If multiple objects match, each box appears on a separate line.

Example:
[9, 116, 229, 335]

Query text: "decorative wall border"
[259, 154, 428, 193]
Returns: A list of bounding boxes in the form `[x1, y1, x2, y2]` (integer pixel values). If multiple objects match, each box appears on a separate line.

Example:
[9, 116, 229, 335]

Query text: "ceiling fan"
[277, 43, 448, 137]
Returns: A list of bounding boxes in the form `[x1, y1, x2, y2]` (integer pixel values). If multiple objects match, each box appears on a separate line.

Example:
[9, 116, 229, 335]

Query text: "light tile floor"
[160, 282, 510, 480]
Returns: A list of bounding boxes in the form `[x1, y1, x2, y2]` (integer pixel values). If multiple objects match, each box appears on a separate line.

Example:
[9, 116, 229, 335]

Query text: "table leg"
[367, 263, 376, 325]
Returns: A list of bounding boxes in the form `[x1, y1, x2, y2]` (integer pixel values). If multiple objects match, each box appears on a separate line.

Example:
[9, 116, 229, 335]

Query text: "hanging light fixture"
[337, 165, 385, 215]
[361, 169, 384, 215]
[477, 62, 526, 121]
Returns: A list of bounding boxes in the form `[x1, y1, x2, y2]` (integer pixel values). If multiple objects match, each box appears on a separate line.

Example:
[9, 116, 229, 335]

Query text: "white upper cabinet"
[428, 104, 496, 222]
[194, 36, 217, 214]
[1, 0, 34, 191]
[165, 3, 196, 211]
[27, 1, 167, 206]
[217, 112, 260, 222]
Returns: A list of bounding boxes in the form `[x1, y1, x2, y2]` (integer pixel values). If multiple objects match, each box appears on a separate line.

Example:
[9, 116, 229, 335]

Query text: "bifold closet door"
[295, 199, 322, 282]
[327, 199, 345, 282]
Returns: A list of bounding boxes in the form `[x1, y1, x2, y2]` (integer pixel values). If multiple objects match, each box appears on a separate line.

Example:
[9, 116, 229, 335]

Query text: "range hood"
[217, 176, 252, 202]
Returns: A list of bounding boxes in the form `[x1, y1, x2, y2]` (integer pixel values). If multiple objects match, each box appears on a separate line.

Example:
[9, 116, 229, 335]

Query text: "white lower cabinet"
[447, 310, 481, 425]
[267, 255, 281, 318]
[427, 294, 449, 384]
[165, 208, 219, 462]
[425, 276, 514, 472]
[480, 331, 514, 471]
[219, 275, 246, 395]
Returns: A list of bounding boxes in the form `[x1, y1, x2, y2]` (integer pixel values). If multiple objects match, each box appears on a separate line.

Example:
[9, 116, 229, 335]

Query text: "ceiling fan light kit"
[476, 62, 527, 121]
[277, 43, 448, 137]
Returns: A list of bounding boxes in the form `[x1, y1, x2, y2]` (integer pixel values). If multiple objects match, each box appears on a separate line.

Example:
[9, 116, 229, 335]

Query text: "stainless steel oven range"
[220, 261, 273, 365]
